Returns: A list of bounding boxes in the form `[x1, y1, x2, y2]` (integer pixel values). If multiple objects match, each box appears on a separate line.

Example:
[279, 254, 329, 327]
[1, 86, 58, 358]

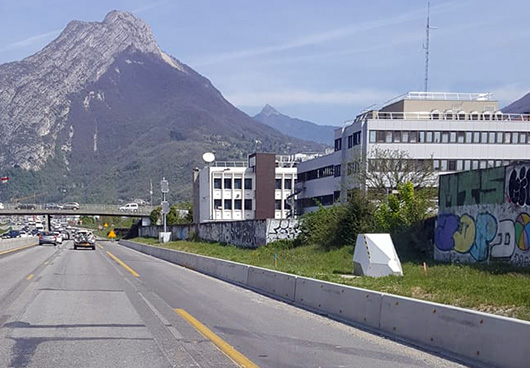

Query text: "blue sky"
[0, 0, 529, 126]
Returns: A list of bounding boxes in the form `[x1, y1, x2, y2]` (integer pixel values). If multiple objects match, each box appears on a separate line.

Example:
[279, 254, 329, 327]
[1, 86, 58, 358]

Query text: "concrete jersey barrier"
[0, 237, 38, 252]
[119, 239, 530, 368]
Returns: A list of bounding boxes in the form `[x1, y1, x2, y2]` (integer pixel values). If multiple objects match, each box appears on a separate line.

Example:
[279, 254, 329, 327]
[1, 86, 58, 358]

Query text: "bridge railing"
[0, 203, 155, 216]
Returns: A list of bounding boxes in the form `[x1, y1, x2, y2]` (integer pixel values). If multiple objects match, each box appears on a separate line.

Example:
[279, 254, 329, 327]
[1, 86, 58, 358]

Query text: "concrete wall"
[119, 239, 530, 368]
[0, 237, 39, 252]
[436, 162, 530, 265]
[138, 218, 299, 248]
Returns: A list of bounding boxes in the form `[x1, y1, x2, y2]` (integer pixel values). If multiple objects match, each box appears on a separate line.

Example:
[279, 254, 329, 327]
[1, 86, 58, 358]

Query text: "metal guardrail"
[0, 203, 154, 216]
[353, 110, 530, 123]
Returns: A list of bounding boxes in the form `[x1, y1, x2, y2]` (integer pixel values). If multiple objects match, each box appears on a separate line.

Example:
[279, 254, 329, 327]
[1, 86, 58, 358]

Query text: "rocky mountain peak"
[260, 104, 280, 116]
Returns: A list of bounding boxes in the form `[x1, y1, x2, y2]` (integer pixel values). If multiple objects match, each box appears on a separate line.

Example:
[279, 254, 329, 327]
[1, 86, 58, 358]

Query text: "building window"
[274, 200, 281, 210]
[214, 178, 222, 189]
[284, 178, 292, 189]
[334, 164, 341, 177]
[521, 133, 527, 144]
[457, 132, 465, 143]
[465, 132, 472, 143]
[275, 179, 282, 189]
[481, 131, 488, 143]
[369, 131, 376, 143]
[234, 178, 242, 189]
[441, 132, 449, 143]
[440, 160, 448, 171]
[376, 131, 385, 143]
[450, 132, 457, 143]
[402, 131, 409, 143]
[419, 131, 425, 143]
[385, 131, 393, 143]
[489, 132, 496, 143]
[504, 133, 511, 144]
[434, 131, 441, 143]
[479, 160, 487, 169]
[426, 131, 433, 143]
[448, 160, 457, 171]
[214, 199, 222, 210]
[488, 160, 494, 168]
[334, 138, 342, 151]
[512, 132, 519, 144]
[457, 111, 466, 120]
[472, 160, 479, 170]
[464, 160, 471, 171]
[433, 160, 440, 171]
[244, 178, 252, 190]
[224, 200, 232, 210]
[473, 132, 480, 143]
[393, 131, 401, 143]
[244, 199, 252, 210]
[497, 132, 503, 143]
[234, 199, 242, 210]
[409, 132, 418, 143]
[224, 178, 232, 189]
[347, 135, 353, 148]
[495, 160, 502, 167]
[456, 160, 463, 171]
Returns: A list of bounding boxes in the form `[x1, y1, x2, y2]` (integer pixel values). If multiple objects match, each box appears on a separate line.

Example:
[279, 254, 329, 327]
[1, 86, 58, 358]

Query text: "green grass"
[131, 237, 530, 321]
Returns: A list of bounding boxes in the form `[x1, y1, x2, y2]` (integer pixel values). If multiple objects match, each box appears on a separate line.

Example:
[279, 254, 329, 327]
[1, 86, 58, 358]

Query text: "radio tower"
[423, 1, 434, 92]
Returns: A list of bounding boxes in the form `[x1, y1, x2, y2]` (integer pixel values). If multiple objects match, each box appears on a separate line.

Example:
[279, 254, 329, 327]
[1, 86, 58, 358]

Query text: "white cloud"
[0, 29, 61, 53]
[226, 89, 398, 108]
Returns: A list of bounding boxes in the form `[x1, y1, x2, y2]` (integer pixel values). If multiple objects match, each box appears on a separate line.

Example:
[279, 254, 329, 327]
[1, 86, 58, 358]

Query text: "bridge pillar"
[47, 214, 51, 231]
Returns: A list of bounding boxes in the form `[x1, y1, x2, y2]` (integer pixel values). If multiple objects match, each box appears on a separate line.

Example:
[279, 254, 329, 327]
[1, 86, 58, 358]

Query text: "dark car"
[45, 203, 63, 210]
[15, 203, 37, 210]
[3, 230, 21, 238]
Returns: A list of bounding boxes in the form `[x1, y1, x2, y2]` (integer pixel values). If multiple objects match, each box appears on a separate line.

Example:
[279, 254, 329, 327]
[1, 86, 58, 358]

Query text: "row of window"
[434, 159, 511, 171]
[213, 199, 292, 211]
[214, 178, 252, 190]
[335, 131, 362, 151]
[214, 199, 253, 210]
[275, 178, 293, 190]
[298, 164, 342, 182]
[297, 192, 341, 208]
[369, 130, 530, 144]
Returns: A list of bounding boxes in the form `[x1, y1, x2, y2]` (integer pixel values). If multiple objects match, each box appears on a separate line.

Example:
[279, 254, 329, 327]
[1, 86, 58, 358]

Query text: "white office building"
[296, 92, 530, 214]
[193, 153, 306, 223]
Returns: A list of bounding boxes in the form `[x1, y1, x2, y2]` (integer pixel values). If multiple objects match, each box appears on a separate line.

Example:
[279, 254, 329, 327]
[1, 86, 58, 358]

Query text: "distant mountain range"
[502, 91, 530, 113]
[253, 105, 337, 146]
[0, 11, 324, 203]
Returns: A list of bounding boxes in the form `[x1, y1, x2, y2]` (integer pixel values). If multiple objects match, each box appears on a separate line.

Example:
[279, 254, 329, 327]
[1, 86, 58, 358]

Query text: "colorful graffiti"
[515, 213, 530, 251]
[435, 213, 500, 262]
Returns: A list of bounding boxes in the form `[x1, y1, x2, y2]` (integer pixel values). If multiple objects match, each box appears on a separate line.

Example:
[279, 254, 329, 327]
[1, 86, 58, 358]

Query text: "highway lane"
[0, 240, 471, 367]
[104, 241, 470, 368]
[0, 241, 237, 368]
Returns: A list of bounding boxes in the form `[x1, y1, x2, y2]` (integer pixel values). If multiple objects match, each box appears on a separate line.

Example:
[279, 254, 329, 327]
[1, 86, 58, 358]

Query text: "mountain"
[253, 105, 337, 146]
[0, 11, 323, 203]
[502, 91, 530, 113]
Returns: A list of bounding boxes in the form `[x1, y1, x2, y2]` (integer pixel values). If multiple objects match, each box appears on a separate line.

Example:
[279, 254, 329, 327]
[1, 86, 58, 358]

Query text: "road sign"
[104, 223, 108, 228]
[108, 230, 116, 239]
[161, 178, 169, 193]
[161, 201, 170, 214]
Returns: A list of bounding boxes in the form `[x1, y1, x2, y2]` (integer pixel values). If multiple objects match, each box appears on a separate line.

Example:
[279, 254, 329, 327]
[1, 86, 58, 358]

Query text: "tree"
[346, 147, 437, 198]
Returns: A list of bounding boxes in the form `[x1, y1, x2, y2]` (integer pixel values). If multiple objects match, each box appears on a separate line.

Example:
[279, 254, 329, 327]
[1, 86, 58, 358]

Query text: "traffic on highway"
[0, 236, 470, 367]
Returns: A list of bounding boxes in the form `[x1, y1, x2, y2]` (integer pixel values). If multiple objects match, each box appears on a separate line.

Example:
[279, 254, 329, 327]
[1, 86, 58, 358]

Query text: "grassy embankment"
[131, 237, 530, 321]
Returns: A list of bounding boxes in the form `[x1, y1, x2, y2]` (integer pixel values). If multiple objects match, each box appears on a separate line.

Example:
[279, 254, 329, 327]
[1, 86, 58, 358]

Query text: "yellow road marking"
[27, 274, 34, 280]
[0, 243, 35, 256]
[174, 309, 259, 368]
[97, 244, 104, 250]
[106, 251, 139, 277]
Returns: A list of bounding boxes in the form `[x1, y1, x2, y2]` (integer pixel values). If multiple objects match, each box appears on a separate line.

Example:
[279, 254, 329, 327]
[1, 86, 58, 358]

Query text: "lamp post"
[160, 178, 169, 233]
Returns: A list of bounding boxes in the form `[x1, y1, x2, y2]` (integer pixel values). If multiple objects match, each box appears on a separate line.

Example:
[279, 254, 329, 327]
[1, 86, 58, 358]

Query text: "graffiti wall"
[435, 162, 530, 266]
[139, 219, 299, 249]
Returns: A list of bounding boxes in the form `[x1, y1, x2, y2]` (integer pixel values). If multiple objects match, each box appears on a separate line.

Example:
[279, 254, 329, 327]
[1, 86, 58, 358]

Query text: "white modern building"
[193, 153, 313, 223]
[296, 91, 530, 214]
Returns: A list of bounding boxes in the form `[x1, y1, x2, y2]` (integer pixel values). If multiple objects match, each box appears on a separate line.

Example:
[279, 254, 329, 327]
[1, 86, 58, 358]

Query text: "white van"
[119, 203, 139, 212]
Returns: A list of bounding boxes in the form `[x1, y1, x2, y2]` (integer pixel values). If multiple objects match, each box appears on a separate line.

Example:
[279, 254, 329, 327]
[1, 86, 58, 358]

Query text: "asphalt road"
[0, 241, 471, 368]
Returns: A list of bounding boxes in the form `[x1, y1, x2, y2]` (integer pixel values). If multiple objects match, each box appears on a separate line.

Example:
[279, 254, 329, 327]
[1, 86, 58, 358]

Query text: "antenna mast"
[423, 1, 432, 92]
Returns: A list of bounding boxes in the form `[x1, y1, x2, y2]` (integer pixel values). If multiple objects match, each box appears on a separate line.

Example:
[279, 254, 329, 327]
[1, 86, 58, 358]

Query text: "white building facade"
[296, 92, 530, 214]
[193, 153, 299, 223]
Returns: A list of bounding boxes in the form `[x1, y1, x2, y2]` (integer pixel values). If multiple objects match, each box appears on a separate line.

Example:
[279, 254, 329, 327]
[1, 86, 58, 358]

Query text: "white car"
[0, 203, 4, 209]
[119, 203, 139, 212]
[53, 231, 63, 244]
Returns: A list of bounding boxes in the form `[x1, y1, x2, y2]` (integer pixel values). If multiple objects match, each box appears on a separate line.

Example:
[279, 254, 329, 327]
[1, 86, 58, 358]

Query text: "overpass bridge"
[0, 203, 154, 217]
